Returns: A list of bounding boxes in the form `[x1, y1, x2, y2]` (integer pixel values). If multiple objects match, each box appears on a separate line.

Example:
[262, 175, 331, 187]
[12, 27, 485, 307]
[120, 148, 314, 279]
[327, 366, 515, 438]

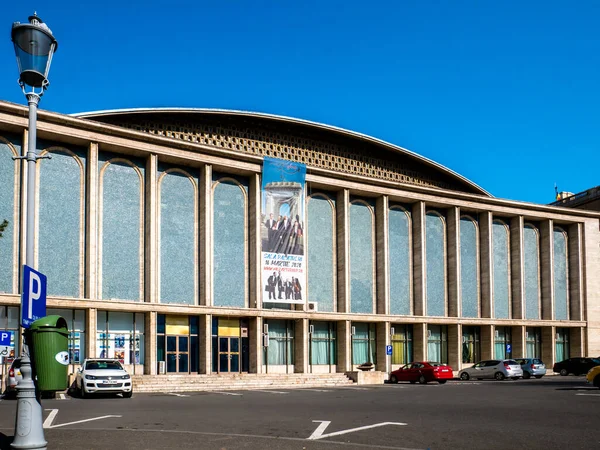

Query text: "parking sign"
[386, 345, 393, 356]
[21, 265, 47, 328]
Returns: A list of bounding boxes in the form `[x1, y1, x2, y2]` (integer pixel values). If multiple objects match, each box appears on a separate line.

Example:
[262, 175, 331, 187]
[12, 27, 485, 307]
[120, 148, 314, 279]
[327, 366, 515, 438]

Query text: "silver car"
[459, 359, 524, 381]
[514, 358, 546, 379]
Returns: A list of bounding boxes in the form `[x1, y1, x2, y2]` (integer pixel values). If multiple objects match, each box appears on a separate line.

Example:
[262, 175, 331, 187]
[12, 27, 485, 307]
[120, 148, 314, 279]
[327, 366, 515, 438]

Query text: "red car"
[389, 361, 454, 384]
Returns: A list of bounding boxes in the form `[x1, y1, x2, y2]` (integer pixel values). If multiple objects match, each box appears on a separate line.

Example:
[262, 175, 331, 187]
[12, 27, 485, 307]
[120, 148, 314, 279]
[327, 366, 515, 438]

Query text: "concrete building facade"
[0, 100, 598, 381]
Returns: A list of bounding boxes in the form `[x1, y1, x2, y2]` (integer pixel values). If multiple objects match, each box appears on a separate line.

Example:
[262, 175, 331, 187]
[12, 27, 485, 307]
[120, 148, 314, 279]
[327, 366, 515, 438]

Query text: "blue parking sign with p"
[21, 265, 47, 328]
[386, 345, 393, 356]
[506, 344, 512, 354]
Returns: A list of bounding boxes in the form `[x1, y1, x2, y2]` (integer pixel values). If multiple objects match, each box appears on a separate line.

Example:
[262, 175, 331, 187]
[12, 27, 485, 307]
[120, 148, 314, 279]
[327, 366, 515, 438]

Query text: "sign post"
[21, 265, 47, 329]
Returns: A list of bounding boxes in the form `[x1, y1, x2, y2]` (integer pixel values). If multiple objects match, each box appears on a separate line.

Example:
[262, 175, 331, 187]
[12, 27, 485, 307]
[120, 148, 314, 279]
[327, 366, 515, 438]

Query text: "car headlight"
[85, 374, 97, 380]
[120, 375, 130, 379]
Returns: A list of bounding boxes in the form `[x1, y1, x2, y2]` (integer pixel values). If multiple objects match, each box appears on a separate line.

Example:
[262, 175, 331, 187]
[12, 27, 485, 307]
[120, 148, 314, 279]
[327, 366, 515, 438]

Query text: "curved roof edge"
[73, 107, 492, 197]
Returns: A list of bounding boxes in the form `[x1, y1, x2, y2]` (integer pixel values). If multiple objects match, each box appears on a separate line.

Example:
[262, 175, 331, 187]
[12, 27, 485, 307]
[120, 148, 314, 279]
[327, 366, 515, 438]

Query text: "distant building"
[550, 186, 600, 212]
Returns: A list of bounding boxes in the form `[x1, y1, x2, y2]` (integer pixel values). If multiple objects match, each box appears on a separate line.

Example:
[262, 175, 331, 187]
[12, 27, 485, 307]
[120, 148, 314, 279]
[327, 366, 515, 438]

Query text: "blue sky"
[1, 1, 599, 204]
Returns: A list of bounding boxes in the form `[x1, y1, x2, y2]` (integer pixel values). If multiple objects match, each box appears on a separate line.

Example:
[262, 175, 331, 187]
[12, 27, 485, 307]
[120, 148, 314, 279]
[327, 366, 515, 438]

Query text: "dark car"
[553, 357, 600, 376]
[389, 361, 453, 384]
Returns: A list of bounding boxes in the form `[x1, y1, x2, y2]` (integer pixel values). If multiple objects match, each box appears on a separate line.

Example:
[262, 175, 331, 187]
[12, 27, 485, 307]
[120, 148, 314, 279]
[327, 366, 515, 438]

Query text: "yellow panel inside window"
[166, 315, 189, 335]
[218, 319, 240, 337]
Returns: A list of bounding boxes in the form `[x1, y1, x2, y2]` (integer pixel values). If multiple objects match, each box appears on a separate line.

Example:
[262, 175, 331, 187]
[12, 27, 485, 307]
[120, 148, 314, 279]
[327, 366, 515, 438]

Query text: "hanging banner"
[261, 157, 306, 304]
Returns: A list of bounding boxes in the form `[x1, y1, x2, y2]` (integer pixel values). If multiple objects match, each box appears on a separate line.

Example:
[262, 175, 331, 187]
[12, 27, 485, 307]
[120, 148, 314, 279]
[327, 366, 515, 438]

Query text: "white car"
[76, 359, 132, 398]
[3, 358, 23, 397]
[459, 359, 524, 381]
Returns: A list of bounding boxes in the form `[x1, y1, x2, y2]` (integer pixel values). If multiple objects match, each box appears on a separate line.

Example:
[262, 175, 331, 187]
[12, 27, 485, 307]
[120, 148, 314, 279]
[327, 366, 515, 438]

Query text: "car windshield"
[429, 362, 444, 366]
[591, 358, 600, 364]
[505, 360, 518, 365]
[86, 361, 123, 370]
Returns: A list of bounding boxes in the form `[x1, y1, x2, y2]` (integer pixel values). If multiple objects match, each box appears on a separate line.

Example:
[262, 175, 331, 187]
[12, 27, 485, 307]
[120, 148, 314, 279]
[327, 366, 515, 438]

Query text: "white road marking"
[308, 420, 407, 440]
[58, 393, 66, 400]
[168, 393, 190, 397]
[43, 409, 122, 429]
[253, 390, 288, 394]
[301, 389, 331, 392]
[212, 391, 243, 396]
[576, 393, 600, 396]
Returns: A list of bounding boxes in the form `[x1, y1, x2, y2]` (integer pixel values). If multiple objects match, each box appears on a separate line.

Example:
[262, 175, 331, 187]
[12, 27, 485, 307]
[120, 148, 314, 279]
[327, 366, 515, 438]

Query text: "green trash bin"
[27, 315, 69, 392]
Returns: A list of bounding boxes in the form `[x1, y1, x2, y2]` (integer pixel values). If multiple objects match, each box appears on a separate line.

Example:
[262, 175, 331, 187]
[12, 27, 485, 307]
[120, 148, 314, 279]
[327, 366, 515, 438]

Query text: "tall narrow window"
[0, 138, 19, 294]
[494, 327, 512, 359]
[524, 225, 540, 320]
[427, 325, 448, 364]
[553, 228, 568, 320]
[100, 157, 144, 301]
[213, 177, 247, 308]
[263, 320, 294, 365]
[555, 328, 570, 362]
[391, 324, 413, 365]
[307, 195, 335, 312]
[39, 148, 85, 298]
[462, 326, 480, 363]
[389, 207, 411, 315]
[349, 201, 374, 314]
[159, 169, 197, 305]
[352, 323, 376, 365]
[460, 216, 479, 317]
[309, 321, 336, 365]
[426, 212, 446, 317]
[492, 220, 510, 319]
[525, 327, 541, 358]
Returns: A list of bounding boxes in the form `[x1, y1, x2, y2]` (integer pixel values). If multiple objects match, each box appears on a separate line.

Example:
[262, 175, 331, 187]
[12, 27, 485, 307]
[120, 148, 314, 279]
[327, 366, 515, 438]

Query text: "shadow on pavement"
[0, 432, 13, 450]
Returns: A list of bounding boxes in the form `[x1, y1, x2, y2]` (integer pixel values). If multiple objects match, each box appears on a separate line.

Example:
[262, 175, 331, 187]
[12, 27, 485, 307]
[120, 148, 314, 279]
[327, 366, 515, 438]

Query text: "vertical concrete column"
[479, 212, 493, 318]
[447, 324, 461, 370]
[412, 202, 426, 317]
[199, 164, 212, 306]
[376, 322, 390, 373]
[294, 318, 309, 373]
[376, 196, 389, 315]
[249, 316, 263, 374]
[540, 220, 553, 320]
[511, 326, 526, 358]
[568, 223, 584, 322]
[249, 173, 262, 309]
[541, 326, 555, 368]
[583, 219, 600, 356]
[336, 190, 350, 313]
[481, 325, 494, 360]
[85, 142, 99, 299]
[145, 154, 158, 304]
[199, 314, 212, 374]
[337, 320, 351, 372]
[447, 206, 460, 318]
[145, 311, 157, 375]
[413, 322, 427, 361]
[87, 308, 97, 359]
[570, 327, 585, 358]
[510, 216, 525, 319]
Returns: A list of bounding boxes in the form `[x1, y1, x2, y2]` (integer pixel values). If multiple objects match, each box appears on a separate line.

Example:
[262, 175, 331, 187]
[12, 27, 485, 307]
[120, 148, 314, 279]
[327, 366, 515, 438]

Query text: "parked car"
[514, 358, 546, 379]
[3, 358, 22, 396]
[458, 359, 523, 381]
[586, 366, 600, 388]
[552, 357, 600, 376]
[389, 361, 454, 384]
[76, 359, 132, 398]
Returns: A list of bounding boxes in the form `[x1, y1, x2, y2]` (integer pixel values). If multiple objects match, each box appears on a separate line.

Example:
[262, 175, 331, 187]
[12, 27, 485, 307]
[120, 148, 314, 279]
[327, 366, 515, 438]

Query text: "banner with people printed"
[261, 157, 306, 304]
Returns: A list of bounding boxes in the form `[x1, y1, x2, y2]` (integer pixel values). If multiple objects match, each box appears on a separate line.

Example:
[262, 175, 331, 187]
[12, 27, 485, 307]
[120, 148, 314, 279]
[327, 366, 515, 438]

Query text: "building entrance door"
[166, 335, 189, 373]
[218, 336, 240, 373]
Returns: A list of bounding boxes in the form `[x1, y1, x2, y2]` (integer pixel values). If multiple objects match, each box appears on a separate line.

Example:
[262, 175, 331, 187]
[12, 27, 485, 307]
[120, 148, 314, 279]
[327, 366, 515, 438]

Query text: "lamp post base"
[11, 354, 46, 450]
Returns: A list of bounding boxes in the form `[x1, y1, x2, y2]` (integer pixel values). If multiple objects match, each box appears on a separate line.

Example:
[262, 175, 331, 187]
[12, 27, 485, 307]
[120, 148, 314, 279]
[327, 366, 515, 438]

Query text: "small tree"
[0, 220, 8, 238]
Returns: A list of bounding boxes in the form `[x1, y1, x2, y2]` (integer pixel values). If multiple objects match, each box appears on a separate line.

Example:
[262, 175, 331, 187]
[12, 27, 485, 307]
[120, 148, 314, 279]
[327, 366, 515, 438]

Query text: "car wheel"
[390, 374, 398, 384]
[560, 369, 569, 376]
[494, 372, 505, 381]
[593, 375, 600, 389]
[438, 380, 447, 385]
[534, 375, 543, 379]
[122, 390, 133, 398]
[80, 387, 88, 399]
[418, 375, 427, 384]
[522, 371, 531, 380]
[460, 372, 470, 381]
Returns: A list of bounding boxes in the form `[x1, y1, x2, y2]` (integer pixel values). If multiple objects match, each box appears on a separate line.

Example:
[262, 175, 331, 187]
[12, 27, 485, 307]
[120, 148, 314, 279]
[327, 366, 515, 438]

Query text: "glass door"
[166, 335, 189, 373]
[218, 337, 240, 373]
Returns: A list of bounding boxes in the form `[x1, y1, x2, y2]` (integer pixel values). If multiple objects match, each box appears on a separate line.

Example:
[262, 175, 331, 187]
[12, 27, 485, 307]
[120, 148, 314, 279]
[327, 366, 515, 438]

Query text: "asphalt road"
[0, 376, 598, 450]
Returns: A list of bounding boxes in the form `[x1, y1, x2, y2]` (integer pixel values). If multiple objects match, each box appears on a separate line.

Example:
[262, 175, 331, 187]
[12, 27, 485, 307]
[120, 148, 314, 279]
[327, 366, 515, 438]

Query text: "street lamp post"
[10, 13, 57, 450]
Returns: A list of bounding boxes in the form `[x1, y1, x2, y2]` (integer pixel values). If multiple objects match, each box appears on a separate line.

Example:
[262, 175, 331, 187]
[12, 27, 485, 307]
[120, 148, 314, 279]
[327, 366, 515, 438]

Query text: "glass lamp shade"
[11, 18, 58, 88]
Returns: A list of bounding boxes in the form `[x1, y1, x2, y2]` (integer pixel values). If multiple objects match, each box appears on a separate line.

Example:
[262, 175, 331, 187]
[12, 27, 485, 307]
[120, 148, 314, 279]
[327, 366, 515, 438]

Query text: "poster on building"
[261, 157, 306, 304]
